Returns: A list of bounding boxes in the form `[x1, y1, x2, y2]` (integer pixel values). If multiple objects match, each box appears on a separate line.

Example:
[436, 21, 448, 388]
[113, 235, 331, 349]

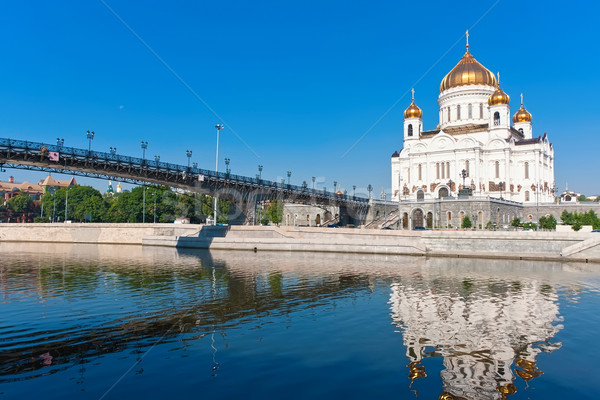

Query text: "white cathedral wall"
[437, 85, 495, 129]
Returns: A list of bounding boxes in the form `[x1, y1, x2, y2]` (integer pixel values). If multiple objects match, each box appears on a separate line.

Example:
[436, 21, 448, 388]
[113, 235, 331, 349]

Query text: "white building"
[391, 36, 554, 204]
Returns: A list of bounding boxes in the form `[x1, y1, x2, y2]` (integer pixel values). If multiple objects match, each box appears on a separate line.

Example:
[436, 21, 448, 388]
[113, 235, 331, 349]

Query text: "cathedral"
[391, 34, 554, 205]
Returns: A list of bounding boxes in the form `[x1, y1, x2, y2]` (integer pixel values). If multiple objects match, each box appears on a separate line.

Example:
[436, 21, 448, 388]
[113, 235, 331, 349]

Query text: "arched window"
[465, 160, 470, 177]
[447, 211, 452, 221]
[418, 164, 422, 181]
[479, 103, 484, 119]
[446, 162, 450, 178]
[519, 128, 524, 134]
[495, 161, 500, 179]
[448, 107, 451, 122]
[436, 163, 440, 179]
[524, 162, 529, 179]
[417, 190, 424, 201]
[494, 111, 500, 126]
[468, 104, 472, 119]
[525, 191, 530, 201]
[408, 124, 413, 136]
[457, 105, 461, 120]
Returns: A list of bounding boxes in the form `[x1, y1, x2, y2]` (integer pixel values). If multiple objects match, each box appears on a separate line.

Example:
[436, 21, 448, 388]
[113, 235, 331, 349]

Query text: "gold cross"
[411, 88, 415, 101]
[466, 30, 469, 49]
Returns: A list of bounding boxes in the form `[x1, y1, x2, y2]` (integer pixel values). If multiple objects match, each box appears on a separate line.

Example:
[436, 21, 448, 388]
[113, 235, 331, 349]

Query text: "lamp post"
[57, 138, 64, 147]
[353, 185, 356, 198]
[192, 162, 198, 169]
[186, 150, 192, 168]
[142, 186, 146, 223]
[224, 158, 231, 174]
[109, 147, 117, 155]
[52, 192, 56, 223]
[86, 130, 95, 153]
[153, 191, 157, 224]
[367, 184, 373, 199]
[380, 188, 387, 226]
[154, 155, 160, 162]
[287, 171, 291, 185]
[141, 141, 148, 160]
[333, 181, 338, 193]
[302, 181, 307, 191]
[312, 176, 316, 190]
[214, 124, 224, 225]
[65, 186, 71, 221]
[258, 165, 263, 179]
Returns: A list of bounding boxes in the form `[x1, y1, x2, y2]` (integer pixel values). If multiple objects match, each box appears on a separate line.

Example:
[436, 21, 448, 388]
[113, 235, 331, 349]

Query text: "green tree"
[510, 217, 521, 228]
[265, 200, 283, 225]
[578, 194, 588, 202]
[7, 192, 35, 221]
[572, 221, 582, 231]
[539, 215, 557, 230]
[461, 215, 472, 229]
[561, 210, 575, 225]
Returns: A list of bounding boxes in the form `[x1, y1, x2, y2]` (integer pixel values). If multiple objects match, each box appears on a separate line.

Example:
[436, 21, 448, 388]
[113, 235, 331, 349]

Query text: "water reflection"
[0, 243, 597, 398]
[389, 257, 565, 399]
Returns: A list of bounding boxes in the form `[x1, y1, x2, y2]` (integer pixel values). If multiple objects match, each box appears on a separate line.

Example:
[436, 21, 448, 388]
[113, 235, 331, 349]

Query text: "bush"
[462, 215, 472, 229]
[572, 221, 582, 231]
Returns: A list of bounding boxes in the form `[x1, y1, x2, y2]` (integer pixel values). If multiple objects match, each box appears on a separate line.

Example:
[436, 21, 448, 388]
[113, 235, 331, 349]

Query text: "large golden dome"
[404, 88, 423, 119]
[440, 41, 497, 92]
[488, 86, 510, 106]
[512, 94, 532, 123]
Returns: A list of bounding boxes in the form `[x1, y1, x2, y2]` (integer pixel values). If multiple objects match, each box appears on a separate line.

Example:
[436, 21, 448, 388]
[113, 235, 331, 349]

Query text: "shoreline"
[0, 223, 598, 264]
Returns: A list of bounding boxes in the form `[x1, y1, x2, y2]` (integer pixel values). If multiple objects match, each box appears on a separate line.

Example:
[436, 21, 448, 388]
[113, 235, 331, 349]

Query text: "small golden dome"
[488, 86, 510, 106]
[404, 88, 423, 119]
[440, 34, 496, 92]
[512, 94, 532, 123]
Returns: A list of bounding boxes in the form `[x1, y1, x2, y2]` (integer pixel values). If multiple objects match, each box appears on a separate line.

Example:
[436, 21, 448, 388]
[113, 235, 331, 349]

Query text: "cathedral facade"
[391, 37, 555, 205]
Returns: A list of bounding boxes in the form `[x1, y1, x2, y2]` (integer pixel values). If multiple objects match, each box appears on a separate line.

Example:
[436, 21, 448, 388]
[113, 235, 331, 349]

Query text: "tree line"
[2, 185, 231, 224]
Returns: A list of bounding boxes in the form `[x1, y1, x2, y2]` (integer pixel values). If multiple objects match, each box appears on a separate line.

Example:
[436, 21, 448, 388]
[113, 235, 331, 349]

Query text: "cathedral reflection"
[389, 274, 562, 399]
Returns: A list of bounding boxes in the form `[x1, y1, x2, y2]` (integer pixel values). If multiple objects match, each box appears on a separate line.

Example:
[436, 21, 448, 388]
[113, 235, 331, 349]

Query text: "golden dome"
[404, 88, 423, 119]
[488, 86, 510, 106]
[440, 35, 496, 92]
[512, 94, 532, 123]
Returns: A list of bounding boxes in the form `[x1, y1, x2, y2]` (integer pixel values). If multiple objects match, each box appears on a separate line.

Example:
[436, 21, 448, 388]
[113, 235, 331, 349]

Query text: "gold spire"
[404, 88, 423, 119]
[440, 32, 497, 92]
[512, 93, 533, 123]
[488, 72, 510, 106]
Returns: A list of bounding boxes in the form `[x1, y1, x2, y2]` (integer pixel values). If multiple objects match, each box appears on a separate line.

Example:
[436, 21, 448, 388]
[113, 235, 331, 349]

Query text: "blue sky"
[0, 0, 599, 196]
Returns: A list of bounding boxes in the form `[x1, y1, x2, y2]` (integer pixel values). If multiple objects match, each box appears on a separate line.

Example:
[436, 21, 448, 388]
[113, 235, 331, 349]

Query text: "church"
[391, 34, 555, 206]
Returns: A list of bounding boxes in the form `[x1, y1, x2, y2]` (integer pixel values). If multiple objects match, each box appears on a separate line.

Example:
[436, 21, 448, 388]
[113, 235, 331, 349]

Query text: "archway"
[402, 213, 409, 229]
[438, 187, 449, 199]
[412, 209, 424, 228]
[426, 212, 433, 228]
[416, 190, 424, 201]
[316, 214, 321, 225]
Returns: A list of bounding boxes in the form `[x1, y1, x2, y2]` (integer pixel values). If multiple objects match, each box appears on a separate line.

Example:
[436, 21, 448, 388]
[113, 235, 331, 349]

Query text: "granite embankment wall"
[0, 223, 598, 263]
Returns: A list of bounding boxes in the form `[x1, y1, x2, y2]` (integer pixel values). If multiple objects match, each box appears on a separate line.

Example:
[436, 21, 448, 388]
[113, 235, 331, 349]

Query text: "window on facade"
[494, 111, 500, 126]
[495, 161, 500, 179]
[524, 162, 529, 179]
[446, 162, 450, 179]
[525, 191, 530, 201]
[407, 168, 410, 183]
[436, 163, 440, 179]
[418, 164, 422, 181]
[519, 128, 524, 134]
[465, 160, 470, 177]
[447, 212, 452, 221]
[479, 103, 484, 119]
[468, 104, 472, 119]
[408, 124, 413, 136]
[460, 211, 464, 222]
[448, 107, 451, 122]
[457, 105, 461, 120]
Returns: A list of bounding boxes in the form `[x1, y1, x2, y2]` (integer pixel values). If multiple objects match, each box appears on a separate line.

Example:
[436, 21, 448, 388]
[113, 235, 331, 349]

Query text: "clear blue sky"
[1, 0, 598, 196]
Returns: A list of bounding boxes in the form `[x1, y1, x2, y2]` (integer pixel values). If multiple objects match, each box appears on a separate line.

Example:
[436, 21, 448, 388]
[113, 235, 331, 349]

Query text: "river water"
[1, 243, 599, 399]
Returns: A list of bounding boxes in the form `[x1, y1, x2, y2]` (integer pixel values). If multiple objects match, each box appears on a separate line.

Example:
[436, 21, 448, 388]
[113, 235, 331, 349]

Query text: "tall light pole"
[258, 165, 263, 179]
[86, 131, 95, 153]
[353, 185, 356, 198]
[214, 124, 224, 225]
[57, 138, 64, 148]
[109, 147, 117, 155]
[333, 181, 337, 193]
[154, 155, 160, 162]
[153, 191, 157, 224]
[312, 176, 316, 190]
[192, 162, 198, 169]
[367, 184, 373, 199]
[380, 188, 387, 226]
[141, 141, 148, 160]
[142, 186, 146, 223]
[287, 171, 291, 185]
[186, 150, 192, 168]
[224, 158, 231, 174]
[65, 186, 71, 221]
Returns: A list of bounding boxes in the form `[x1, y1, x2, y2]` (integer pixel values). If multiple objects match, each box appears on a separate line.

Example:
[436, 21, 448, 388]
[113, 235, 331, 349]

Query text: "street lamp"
[280, 178, 285, 188]
[186, 150, 192, 168]
[154, 155, 160, 162]
[109, 147, 117, 155]
[333, 181, 337, 192]
[86, 130, 95, 152]
[353, 185, 356, 198]
[302, 181, 307, 190]
[224, 158, 231, 174]
[258, 165, 263, 179]
[65, 186, 72, 221]
[312, 176, 316, 190]
[214, 124, 225, 225]
[153, 191, 157, 224]
[287, 171, 291, 185]
[192, 162, 198, 169]
[142, 186, 146, 223]
[367, 184, 373, 198]
[141, 141, 148, 160]
[57, 138, 64, 147]
[380, 188, 387, 226]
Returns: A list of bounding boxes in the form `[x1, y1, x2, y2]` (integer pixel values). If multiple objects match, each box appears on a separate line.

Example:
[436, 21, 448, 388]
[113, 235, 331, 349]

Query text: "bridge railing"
[0, 137, 370, 205]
